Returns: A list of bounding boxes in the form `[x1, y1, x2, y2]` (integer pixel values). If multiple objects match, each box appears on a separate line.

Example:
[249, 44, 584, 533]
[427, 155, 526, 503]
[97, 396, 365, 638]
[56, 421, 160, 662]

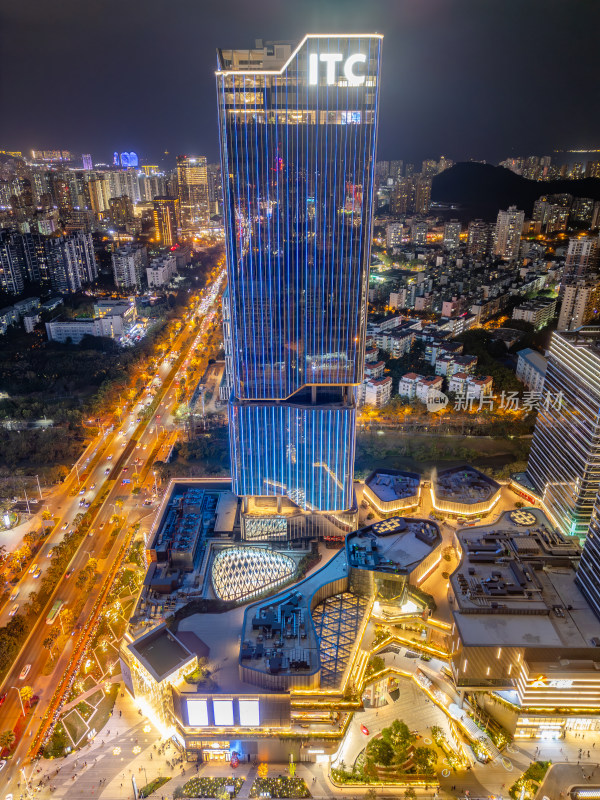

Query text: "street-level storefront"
[515, 717, 600, 739]
[186, 740, 231, 762]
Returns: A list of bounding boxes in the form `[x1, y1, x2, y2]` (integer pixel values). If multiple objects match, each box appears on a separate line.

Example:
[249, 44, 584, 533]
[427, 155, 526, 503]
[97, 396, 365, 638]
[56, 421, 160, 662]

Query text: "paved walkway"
[17, 688, 600, 800]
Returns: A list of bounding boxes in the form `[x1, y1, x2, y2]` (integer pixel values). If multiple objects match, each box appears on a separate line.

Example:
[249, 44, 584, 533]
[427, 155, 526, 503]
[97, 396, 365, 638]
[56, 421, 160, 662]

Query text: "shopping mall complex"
[120, 474, 600, 765]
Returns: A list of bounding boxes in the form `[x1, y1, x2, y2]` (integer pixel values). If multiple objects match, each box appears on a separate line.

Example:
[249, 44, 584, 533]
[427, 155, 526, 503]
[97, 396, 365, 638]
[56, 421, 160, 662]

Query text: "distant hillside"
[431, 162, 600, 222]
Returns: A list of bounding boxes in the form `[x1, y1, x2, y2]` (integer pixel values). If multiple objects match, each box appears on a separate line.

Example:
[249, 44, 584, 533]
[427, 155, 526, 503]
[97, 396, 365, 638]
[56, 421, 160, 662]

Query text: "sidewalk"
[22, 687, 600, 800]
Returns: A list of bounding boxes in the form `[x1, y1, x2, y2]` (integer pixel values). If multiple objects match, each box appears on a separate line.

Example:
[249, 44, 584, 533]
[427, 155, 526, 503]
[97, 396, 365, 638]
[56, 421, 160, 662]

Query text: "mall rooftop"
[347, 516, 440, 575]
[450, 509, 600, 650]
[364, 469, 421, 514]
[127, 623, 195, 683]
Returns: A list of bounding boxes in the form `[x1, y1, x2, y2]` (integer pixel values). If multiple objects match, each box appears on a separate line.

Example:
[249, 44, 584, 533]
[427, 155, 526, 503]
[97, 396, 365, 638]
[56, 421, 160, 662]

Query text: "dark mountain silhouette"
[431, 162, 600, 222]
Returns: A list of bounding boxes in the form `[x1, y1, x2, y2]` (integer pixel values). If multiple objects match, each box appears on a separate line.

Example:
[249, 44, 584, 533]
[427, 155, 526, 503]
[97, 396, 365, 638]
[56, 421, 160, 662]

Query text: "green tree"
[42, 627, 59, 656]
[20, 685, 34, 707]
[0, 729, 15, 749]
[404, 789, 417, 800]
[367, 655, 385, 676]
[412, 746, 437, 774]
[367, 737, 395, 766]
[382, 719, 414, 753]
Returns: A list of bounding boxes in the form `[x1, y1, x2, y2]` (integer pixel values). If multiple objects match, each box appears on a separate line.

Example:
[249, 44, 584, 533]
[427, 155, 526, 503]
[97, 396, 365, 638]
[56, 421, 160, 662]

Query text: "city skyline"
[3, 0, 600, 165]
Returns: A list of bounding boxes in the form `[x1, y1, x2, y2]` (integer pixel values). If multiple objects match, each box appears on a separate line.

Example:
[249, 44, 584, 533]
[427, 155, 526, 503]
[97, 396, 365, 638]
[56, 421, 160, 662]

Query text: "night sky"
[2, 0, 599, 168]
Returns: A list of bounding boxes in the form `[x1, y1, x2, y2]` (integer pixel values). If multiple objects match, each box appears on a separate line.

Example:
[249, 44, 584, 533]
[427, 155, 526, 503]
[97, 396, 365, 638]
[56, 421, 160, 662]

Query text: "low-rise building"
[512, 297, 557, 329]
[147, 254, 177, 288]
[415, 375, 443, 404]
[363, 469, 421, 515]
[359, 376, 392, 407]
[448, 372, 493, 399]
[515, 348, 547, 394]
[398, 372, 421, 400]
[431, 465, 501, 517]
[364, 360, 385, 379]
[45, 314, 127, 344]
[23, 311, 40, 333]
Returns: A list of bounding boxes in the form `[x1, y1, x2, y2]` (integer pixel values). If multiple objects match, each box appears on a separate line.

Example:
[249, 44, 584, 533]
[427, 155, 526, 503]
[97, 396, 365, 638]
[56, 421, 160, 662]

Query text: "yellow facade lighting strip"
[430, 487, 501, 517]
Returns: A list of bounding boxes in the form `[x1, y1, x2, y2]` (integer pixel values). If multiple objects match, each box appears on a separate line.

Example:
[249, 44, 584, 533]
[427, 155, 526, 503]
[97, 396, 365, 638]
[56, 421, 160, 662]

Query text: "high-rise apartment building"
[0, 230, 26, 294]
[414, 175, 431, 214]
[443, 220, 461, 250]
[176, 155, 209, 236]
[82, 154, 93, 170]
[389, 160, 403, 180]
[390, 177, 413, 215]
[206, 163, 223, 217]
[467, 219, 490, 259]
[153, 197, 180, 247]
[558, 280, 600, 331]
[109, 195, 135, 229]
[112, 245, 147, 290]
[494, 205, 524, 260]
[526, 328, 600, 538]
[564, 237, 599, 281]
[216, 34, 382, 516]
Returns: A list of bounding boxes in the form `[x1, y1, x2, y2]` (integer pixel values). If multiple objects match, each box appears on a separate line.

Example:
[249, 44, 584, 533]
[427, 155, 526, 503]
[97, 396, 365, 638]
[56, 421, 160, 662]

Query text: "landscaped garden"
[509, 760, 551, 800]
[174, 776, 245, 798]
[139, 776, 171, 798]
[249, 776, 310, 799]
[331, 719, 439, 784]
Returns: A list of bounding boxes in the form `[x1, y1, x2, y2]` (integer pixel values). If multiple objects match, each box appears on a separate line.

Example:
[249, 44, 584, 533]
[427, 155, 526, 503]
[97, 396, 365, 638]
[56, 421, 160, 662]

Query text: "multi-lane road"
[0, 262, 226, 792]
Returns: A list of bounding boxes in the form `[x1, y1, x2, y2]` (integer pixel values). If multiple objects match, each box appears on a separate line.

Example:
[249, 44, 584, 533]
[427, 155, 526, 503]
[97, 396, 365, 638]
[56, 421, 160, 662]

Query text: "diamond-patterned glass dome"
[211, 547, 295, 602]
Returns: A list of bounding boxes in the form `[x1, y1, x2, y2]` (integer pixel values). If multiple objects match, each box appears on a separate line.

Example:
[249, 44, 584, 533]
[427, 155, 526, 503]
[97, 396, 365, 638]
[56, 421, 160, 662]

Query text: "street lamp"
[12, 685, 25, 716]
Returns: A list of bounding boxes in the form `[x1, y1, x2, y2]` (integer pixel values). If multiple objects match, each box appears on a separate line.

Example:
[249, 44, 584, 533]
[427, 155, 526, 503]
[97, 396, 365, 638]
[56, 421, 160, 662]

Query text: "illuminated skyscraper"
[216, 34, 382, 517]
[176, 155, 209, 236]
[526, 328, 600, 539]
[153, 196, 180, 247]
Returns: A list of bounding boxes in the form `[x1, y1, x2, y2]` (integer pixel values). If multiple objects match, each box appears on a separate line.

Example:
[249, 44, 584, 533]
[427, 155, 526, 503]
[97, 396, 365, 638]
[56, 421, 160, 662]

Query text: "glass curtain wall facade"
[577, 499, 600, 619]
[526, 328, 600, 538]
[216, 34, 382, 512]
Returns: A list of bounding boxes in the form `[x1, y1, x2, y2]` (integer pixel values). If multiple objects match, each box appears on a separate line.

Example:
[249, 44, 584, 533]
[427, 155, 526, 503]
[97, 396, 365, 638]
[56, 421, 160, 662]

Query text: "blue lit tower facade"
[216, 35, 382, 514]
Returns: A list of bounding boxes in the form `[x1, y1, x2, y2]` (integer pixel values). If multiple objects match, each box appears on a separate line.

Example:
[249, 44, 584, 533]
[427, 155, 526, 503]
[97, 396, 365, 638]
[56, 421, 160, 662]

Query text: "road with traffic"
[0, 261, 226, 793]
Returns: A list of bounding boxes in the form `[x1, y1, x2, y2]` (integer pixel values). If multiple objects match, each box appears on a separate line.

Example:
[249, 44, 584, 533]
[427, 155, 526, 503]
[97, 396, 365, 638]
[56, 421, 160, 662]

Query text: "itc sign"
[308, 53, 367, 86]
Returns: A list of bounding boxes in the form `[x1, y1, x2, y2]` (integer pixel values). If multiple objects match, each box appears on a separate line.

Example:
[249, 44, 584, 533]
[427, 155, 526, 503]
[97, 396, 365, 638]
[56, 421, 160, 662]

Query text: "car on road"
[84, 501, 91, 508]
[0, 692, 6, 706]
[65, 570, 72, 579]
[360, 724, 369, 736]
[47, 548, 54, 558]
[9, 588, 19, 601]
[62, 522, 69, 530]
[79, 487, 86, 495]
[105, 467, 111, 475]
[123, 466, 128, 471]
[19, 664, 31, 680]
[107, 455, 113, 460]
[9, 604, 19, 617]
[29, 563, 38, 574]
[99, 522, 105, 529]
[33, 568, 41, 579]
[90, 483, 96, 489]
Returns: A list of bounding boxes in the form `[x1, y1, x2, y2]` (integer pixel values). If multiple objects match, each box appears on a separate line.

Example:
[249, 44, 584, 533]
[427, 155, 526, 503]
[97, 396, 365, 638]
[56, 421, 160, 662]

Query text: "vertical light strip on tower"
[216, 34, 382, 513]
